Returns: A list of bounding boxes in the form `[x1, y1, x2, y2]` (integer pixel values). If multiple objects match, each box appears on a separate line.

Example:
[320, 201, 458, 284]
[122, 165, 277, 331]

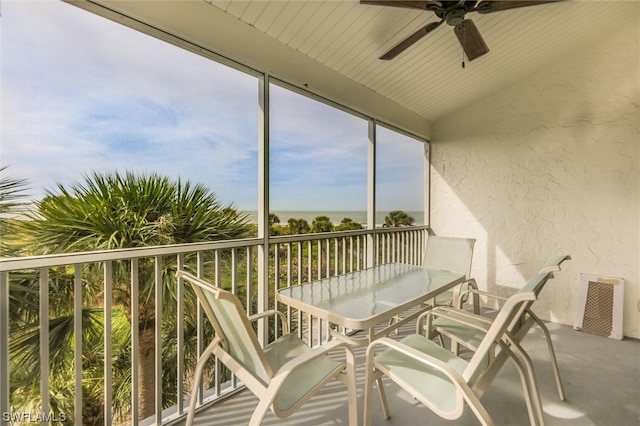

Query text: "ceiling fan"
[362, 0, 566, 62]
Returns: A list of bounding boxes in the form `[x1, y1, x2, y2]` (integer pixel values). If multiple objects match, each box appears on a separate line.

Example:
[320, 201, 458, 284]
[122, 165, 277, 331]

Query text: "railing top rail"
[0, 237, 263, 272]
[0, 226, 429, 272]
[269, 225, 430, 244]
[270, 229, 370, 244]
[376, 225, 430, 234]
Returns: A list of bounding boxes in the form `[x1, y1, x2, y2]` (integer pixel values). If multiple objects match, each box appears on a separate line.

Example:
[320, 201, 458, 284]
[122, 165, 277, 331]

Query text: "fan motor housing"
[445, 9, 466, 26]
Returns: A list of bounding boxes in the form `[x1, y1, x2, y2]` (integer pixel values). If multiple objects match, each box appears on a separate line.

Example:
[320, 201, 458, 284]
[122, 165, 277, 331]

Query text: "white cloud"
[376, 126, 426, 211]
[2, 0, 260, 208]
[269, 84, 369, 198]
[1, 0, 424, 213]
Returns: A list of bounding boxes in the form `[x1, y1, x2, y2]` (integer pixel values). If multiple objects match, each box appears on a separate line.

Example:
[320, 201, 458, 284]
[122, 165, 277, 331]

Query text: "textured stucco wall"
[430, 16, 639, 338]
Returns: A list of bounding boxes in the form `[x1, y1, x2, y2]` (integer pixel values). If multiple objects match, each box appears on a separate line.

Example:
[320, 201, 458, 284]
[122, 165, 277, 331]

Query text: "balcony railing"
[0, 226, 428, 425]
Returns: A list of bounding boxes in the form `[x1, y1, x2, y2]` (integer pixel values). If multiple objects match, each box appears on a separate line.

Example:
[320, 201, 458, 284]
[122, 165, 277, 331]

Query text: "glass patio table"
[276, 263, 466, 345]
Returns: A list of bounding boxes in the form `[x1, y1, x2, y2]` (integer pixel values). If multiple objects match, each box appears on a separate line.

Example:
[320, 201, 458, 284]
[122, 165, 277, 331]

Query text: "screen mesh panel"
[581, 281, 614, 337]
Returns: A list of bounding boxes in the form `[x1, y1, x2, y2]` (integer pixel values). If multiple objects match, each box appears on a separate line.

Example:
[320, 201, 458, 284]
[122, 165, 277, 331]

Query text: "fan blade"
[380, 20, 444, 60]
[360, 1, 442, 11]
[454, 19, 489, 61]
[476, 0, 566, 14]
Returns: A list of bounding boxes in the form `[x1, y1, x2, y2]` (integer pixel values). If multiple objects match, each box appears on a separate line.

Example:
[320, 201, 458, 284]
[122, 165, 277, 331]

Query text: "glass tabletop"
[276, 263, 465, 330]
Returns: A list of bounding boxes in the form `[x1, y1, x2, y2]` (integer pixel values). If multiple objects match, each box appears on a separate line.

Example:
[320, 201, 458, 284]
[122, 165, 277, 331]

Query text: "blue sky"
[1, 0, 425, 213]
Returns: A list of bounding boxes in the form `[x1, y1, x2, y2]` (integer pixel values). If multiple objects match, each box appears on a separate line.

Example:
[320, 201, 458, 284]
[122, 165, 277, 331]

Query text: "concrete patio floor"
[181, 318, 640, 426]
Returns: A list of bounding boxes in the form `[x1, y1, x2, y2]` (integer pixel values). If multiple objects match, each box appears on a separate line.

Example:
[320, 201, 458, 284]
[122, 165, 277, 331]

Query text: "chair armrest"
[248, 310, 289, 335]
[417, 306, 493, 335]
[367, 337, 474, 392]
[537, 255, 571, 274]
[451, 278, 477, 308]
[453, 278, 481, 314]
[458, 288, 509, 314]
[467, 288, 509, 301]
[430, 306, 494, 326]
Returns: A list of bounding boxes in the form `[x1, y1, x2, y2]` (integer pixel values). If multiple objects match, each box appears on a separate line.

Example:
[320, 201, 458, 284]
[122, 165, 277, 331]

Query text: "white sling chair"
[177, 270, 358, 425]
[422, 236, 476, 307]
[364, 271, 556, 426]
[388, 236, 476, 331]
[424, 255, 571, 405]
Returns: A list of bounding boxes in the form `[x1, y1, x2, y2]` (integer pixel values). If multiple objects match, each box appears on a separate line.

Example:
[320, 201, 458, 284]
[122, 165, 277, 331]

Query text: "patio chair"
[423, 255, 570, 404]
[422, 236, 476, 307]
[364, 271, 556, 426]
[177, 270, 358, 426]
[388, 236, 475, 332]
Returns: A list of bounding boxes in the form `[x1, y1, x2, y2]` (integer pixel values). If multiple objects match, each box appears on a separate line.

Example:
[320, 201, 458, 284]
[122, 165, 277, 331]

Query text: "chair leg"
[531, 313, 566, 400]
[501, 342, 543, 426]
[376, 376, 390, 419]
[450, 339, 460, 356]
[364, 371, 390, 426]
[249, 397, 273, 425]
[186, 339, 219, 426]
[343, 347, 358, 426]
[510, 339, 545, 426]
[363, 363, 375, 426]
[364, 344, 391, 426]
[461, 389, 494, 426]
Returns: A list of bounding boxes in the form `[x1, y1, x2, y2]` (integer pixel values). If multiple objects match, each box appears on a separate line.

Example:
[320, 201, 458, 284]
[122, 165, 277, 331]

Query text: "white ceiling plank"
[253, 1, 291, 35]
[276, 1, 325, 45]
[205, 0, 232, 11]
[238, 1, 270, 26]
[265, 1, 306, 40]
[296, 2, 352, 57]
[225, 0, 251, 17]
[286, 1, 343, 52]
[314, 4, 375, 65]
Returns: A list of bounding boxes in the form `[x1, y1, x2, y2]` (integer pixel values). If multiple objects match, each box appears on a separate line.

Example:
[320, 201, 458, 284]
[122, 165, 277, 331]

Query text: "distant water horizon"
[242, 210, 425, 226]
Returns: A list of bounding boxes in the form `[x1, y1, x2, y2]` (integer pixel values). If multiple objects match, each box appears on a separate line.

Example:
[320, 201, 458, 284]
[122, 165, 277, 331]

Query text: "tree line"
[268, 210, 415, 236]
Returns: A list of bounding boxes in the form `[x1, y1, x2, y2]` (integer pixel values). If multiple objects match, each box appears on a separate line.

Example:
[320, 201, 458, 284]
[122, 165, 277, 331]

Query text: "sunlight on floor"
[544, 402, 589, 420]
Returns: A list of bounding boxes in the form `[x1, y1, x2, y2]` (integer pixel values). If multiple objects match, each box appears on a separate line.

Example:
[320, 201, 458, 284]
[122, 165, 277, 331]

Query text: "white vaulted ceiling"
[79, 0, 638, 137]
[205, 0, 637, 119]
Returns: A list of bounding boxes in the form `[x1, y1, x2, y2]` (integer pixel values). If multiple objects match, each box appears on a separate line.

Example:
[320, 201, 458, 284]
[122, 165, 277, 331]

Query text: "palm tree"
[311, 215, 334, 233]
[269, 213, 280, 226]
[0, 165, 30, 256]
[19, 171, 252, 422]
[287, 218, 310, 235]
[269, 213, 282, 236]
[384, 210, 415, 227]
[336, 217, 362, 231]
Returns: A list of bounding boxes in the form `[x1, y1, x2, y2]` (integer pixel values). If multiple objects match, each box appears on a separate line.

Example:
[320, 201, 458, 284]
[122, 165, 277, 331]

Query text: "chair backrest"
[177, 270, 272, 387]
[506, 254, 570, 334]
[423, 236, 476, 277]
[463, 271, 554, 384]
[538, 254, 571, 274]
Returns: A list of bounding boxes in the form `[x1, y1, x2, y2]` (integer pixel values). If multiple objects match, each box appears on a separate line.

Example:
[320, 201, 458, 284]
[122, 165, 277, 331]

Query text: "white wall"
[430, 17, 639, 338]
